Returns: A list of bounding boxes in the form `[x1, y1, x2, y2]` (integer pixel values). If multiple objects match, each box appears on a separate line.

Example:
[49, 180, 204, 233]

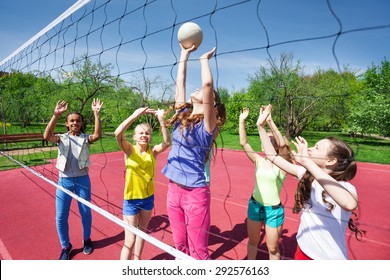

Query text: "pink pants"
[167, 181, 211, 260]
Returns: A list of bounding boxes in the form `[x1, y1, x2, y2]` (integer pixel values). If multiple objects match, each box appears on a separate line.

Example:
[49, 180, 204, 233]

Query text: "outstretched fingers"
[92, 98, 104, 111]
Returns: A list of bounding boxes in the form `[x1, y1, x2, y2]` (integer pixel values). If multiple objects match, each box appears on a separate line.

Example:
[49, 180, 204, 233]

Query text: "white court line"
[357, 164, 390, 173]
[0, 238, 12, 260]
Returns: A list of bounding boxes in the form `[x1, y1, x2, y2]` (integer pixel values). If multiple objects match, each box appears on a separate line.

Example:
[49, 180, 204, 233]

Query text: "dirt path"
[1, 146, 57, 156]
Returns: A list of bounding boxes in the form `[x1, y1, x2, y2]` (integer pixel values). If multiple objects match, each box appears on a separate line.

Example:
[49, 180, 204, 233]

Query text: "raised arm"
[114, 107, 153, 157]
[88, 98, 103, 143]
[43, 100, 68, 144]
[175, 44, 196, 109]
[239, 108, 260, 163]
[152, 109, 171, 156]
[200, 47, 217, 134]
[257, 104, 299, 177]
[292, 136, 358, 211]
[266, 110, 290, 161]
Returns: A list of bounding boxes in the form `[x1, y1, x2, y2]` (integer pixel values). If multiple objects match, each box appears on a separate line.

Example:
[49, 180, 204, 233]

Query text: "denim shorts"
[123, 195, 154, 215]
[247, 196, 284, 228]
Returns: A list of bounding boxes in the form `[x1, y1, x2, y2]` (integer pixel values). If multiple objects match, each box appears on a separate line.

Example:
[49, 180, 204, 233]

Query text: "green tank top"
[252, 157, 286, 206]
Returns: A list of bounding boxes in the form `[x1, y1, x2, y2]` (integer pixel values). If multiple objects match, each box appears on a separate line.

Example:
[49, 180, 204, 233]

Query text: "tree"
[224, 89, 248, 134]
[59, 56, 117, 126]
[0, 72, 56, 127]
[247, 53, 359, 138]
[303, 69, 359, 132]
[247, 53, 306, 138]
[130, 72, 174, 105]
[348, 58, 390, 137]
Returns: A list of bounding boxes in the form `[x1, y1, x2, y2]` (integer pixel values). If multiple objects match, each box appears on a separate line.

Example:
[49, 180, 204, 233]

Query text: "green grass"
[1, 126, 389, 171]
[218, 131, 390, 164]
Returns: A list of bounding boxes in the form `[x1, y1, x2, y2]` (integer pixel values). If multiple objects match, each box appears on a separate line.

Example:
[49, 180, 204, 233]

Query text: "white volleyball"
[177, 22, 203, 49]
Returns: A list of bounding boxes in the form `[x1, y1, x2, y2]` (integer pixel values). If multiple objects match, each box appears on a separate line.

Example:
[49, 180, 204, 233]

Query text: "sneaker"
[83, 238, 94, 255]
[59, 243, 72, 260]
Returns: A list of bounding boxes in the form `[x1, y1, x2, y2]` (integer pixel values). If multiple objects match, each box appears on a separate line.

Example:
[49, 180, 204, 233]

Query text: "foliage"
[348, 58, 390, 137]
[0, 54, 389, 140]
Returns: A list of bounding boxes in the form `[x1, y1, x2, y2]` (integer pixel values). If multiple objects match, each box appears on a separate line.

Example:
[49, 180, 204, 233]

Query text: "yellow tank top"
[252, 157, 286, 206]
[124, 145, 155, 200]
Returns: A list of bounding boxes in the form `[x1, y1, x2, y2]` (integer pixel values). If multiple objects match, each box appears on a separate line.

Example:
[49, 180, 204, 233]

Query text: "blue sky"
[1, 0, 389, 93]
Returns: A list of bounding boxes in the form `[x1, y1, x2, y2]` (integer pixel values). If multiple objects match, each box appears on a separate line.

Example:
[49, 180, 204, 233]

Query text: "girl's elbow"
[342, 199, 358, 212]
[92, 133, 102, 142]
[348, 201, 359, 212]
[202, 81, 213, 90]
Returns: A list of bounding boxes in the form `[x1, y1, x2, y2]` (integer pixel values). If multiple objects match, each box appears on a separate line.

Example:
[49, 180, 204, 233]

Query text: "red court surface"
[0, 149, 389, 260]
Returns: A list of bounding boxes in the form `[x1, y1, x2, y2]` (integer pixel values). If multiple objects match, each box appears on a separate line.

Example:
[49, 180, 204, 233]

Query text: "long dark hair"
[293, 137, 365, 240]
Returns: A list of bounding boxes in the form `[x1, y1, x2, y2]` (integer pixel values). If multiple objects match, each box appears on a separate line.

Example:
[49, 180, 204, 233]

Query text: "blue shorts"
[247, 196, 284, 228]
[123, 195, 154, 215]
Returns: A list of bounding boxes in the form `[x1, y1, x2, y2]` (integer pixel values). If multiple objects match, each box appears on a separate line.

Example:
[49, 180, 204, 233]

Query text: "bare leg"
[133, 209, 153, 260]
[247, 219, 263, 260]
[120, 215, 138, 260]
[265, 225, 283, 260]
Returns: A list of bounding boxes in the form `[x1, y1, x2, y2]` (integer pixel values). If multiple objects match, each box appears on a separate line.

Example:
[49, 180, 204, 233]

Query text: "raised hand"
[54, 100, 68, 116]
[256, 104, 272, 127]
[154, 108, 165, 121]
[91, 98, 103, 112]
[133, 107, 156, 118]
[291, 136, 309, 165]
[266, 108, 273, 123]
[239, 108, 250, 122]
[179, 44, 197, 62]
[200, 47, 216, 61]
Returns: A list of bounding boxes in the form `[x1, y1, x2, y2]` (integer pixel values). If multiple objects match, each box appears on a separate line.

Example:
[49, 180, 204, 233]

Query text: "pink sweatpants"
[167, 181, 211, 260]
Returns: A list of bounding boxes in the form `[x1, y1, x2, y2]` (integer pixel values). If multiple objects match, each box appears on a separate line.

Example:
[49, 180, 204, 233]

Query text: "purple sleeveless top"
[162, 119, 214, 187]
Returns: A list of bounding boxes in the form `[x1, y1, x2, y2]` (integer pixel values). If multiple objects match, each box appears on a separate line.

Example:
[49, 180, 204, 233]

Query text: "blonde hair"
[133, 123, 153, 144]
[134, 123, 152, 133]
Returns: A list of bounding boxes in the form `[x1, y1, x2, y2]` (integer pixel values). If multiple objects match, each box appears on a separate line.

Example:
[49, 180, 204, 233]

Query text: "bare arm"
[175, 44, 196, 109]
[266, 113, 285, 147]
[88, 98, 103, 143]
[257, 105, 299, 176]
[239, 108, 260, 163]
[266, 111, 290, 161]
[152, 109, 171, 156]
[114, 107, 153, 157]
[201, 47, 217, 134]
[43, 100, 68, 143]
[292, 136, 358, 211]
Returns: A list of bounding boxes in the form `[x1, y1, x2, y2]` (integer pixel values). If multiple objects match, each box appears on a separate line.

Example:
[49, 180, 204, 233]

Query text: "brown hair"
[292, 137, 364, 240]
[167, 90, 226, 133]
[166, 90, 226, 162]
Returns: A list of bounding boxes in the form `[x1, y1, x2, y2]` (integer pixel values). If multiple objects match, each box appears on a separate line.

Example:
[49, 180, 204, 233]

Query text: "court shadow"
[208, 220, 248, 260]
[70, 231, 124, 259]
[148, 214, 170, 233]
[254, 228, 297, 260]
[143, 214, 175, 260]
[280, 229, 297, 260]
[150, 252, 175, 260]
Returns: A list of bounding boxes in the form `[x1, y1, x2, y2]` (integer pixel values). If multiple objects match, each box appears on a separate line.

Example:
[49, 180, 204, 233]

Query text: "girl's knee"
[268, 247, 280, 256]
